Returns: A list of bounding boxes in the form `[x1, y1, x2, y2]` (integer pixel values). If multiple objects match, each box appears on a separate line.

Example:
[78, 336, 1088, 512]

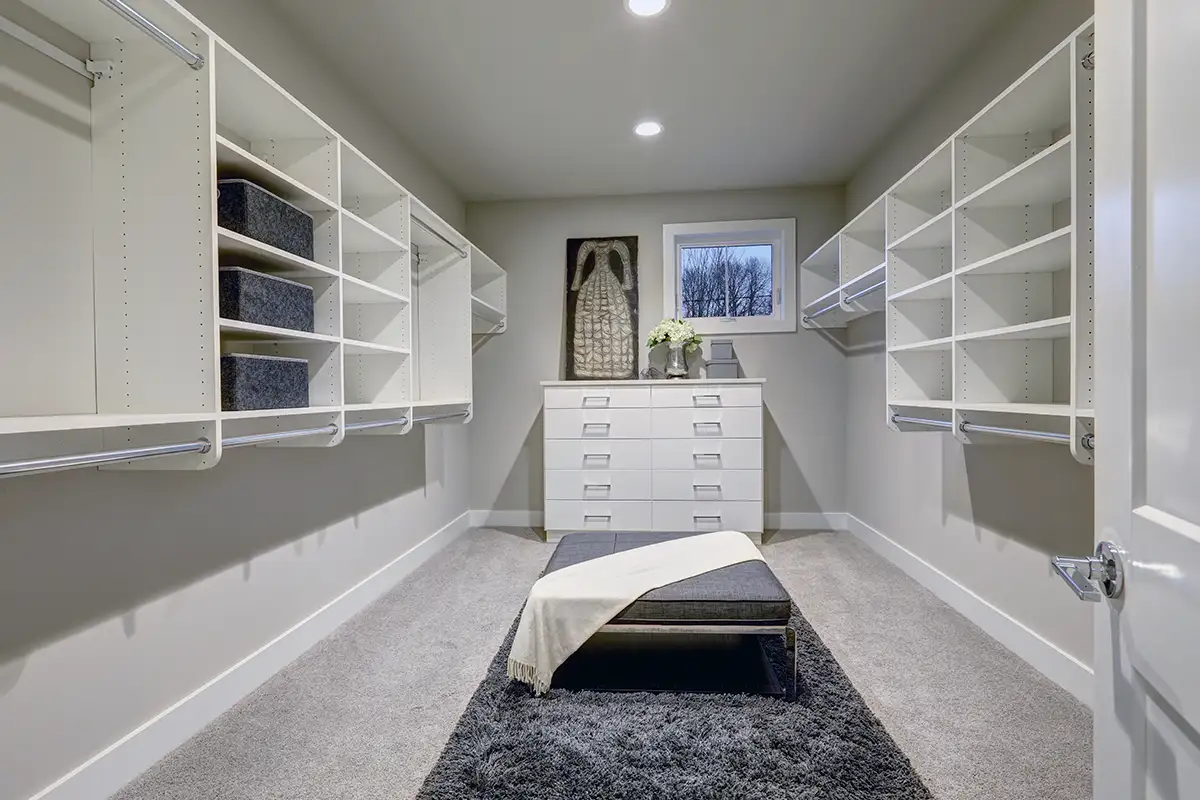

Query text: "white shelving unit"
[883, 20, 1094, 465]
[3, 0, 505, 473]
[799, 196, 887, 329]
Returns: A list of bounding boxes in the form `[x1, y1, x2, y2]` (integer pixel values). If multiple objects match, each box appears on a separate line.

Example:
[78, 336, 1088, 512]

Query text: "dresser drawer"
[650, 406, 762, 439]
[652, 384, 761, 409]
[545, 470, 651, 501]
[653, 470, 762, 502]
[652, 501, 764, 533]
[545, 439, 652, 471]
[544, 408, 652, 440]
[652, 438, 762, 470]
[545, 500, 653, 532]
[544, 385, 651, 409]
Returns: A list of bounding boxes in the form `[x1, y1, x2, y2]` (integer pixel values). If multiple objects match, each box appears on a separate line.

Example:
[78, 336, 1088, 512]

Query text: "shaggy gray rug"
[417, 607, 933, 800]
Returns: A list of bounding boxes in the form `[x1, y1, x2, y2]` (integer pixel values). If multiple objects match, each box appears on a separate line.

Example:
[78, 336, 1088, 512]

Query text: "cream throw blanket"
[507, 530, 764, 694]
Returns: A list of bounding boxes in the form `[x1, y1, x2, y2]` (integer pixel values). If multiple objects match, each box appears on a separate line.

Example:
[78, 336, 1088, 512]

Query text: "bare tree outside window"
[679, 245, 774, 318]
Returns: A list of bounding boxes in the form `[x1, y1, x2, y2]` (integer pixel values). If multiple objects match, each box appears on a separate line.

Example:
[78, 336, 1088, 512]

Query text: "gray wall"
[0, 3, 468, 798]
[843, 0, 1096, 668]
[466, 188, 847, 521]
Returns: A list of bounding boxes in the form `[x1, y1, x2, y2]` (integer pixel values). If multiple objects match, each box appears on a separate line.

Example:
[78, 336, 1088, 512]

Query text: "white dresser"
[542, 379, 765, 543]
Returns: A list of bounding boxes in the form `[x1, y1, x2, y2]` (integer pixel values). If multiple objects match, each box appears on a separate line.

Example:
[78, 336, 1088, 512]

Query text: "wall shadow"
[942, 435, 1094, 557]
[490, 408, 544, 513]
[0, 434, 428, 664]
[763, 406, 820, 516]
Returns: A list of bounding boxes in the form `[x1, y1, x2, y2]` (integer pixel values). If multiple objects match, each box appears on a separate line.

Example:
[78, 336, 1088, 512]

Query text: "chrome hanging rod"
[222, 424, 339, 449]
[844, 279, 886, 305]
[96, 0, 205, 70]
[802, 299, 842, 324]
[889, 414, 1095, 451]
[412, 216, 468, 260]
[891, 414, 954, 431]
[413, 410, 470, 424]
[0, 439, 211, 479]
[345, 417, 408, 433]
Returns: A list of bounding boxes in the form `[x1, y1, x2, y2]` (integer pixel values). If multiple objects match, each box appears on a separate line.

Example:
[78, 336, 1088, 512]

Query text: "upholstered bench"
[544, 531, 797, 696]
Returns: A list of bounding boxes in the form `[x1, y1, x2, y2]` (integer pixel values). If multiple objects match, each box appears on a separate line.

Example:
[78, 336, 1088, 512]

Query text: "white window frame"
[662, 218, 796, 335]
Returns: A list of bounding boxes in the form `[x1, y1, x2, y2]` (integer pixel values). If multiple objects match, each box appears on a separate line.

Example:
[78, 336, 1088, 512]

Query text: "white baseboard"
[765, 511, 847, 531]
[842, 513, 1093, 708]
[470, 509, 543, 529]
[32, 510, 473, 800]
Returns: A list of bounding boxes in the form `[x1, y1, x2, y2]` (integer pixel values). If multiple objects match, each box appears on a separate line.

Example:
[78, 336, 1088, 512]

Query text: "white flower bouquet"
[646, 318, 702, 352]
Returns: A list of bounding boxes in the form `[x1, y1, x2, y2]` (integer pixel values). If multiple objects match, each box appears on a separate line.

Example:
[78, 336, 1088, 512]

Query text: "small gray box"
[706, 359, 741, 379]
[218, 178, 314, 260]
[221, 353, 309, 412]
[220, 267, 314, 333]
[709, 340, 735, 361]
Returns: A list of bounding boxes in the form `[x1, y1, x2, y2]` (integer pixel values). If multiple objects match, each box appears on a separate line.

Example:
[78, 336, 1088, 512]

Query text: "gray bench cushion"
[544, 532, 792, 625]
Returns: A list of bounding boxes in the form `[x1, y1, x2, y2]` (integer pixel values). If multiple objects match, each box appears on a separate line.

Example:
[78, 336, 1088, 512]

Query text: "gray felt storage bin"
[706, 359, 741, 379]
[217, 178, 314, 260]
[221, 354, 309, 412]
[220, 267, 314, 333]
[709, 339, 735, 361]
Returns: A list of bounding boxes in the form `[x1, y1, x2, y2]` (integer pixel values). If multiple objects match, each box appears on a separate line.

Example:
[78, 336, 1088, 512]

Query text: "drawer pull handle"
[584, 483, 612, 491]
[693, 453, 722, 459]
[584, 514, 612, 521]
[693, 394, 722, 405]
[582, 396, 611, 407]
[693, 514, 722, 521]
[583, 422, 612, 433]
[693, 484, 722, 490]
[693, 421, 723, 429]
[582, 453, 612, 461]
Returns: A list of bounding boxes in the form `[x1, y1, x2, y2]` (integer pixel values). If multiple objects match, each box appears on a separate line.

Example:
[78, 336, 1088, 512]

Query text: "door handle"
[1051, 541, 1124, 602]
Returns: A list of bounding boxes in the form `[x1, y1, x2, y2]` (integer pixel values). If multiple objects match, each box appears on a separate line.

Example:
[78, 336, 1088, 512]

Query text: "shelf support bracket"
[86, 59, 115, 81]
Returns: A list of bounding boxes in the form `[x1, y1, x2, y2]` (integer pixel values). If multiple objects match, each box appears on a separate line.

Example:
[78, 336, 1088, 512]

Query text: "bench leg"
[785, 625, 798, 699]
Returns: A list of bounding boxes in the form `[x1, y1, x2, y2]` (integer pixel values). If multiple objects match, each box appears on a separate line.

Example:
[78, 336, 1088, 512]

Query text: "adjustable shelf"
[879, 19, 1095, 465]
[799, 202, 887, 329]
[0, 1, 504, 476]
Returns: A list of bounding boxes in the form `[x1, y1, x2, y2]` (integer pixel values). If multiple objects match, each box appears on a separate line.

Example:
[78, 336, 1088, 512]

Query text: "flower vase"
[665, 342, 689, 379]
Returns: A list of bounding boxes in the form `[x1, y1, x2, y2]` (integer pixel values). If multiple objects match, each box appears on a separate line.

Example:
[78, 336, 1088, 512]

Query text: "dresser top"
[541, 378, 765, 387]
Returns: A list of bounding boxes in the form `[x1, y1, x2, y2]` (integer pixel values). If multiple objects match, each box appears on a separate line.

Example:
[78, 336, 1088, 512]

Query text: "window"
[662, 219, 796, 335]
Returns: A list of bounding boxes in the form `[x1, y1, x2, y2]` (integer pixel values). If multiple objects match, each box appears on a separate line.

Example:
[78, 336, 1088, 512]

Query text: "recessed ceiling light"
[634, 120, 663, 137]
[625, 0, 670, 17]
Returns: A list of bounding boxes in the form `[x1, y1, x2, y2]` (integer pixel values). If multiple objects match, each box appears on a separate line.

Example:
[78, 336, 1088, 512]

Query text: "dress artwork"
[570, 239, 636, 379]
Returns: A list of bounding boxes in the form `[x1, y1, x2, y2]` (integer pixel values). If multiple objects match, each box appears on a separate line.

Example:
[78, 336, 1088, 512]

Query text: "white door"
[1089, 2, 1200, 797]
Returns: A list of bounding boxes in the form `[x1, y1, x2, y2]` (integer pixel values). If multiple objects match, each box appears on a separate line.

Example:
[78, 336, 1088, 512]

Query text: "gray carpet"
[111, 528, 1092, 800]
[417, 605, 932, 799]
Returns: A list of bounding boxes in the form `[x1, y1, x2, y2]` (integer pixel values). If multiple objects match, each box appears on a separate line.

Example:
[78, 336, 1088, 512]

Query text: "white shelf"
[958, 228, 1072, 276]
[0, 413, 216, 436]
[219, 319, 339, 344]
[1076, 408, 1095, 419]
[893, 142, 952, 198]
[889, 207, 952, 251]
[803, 286, 842, 313]
[216, 228, 338, 279]
[340, 140, 406, 200]
[844, 263, 885, 290]
[957, 137, 1073, 210]
[845, 195, 886, 237]
[958, 316, 1071, 343]
[344, 403, 411, 413]
[889, 400, 955, 410]
[214, 42, 334, 142]
[342, 338, 411, 357]
[889, 337, 954, 353]
[890, 273, 952, 302]
[470, 245, 505, 289]
[411, 198, 468, 255]
[411, 398, 470, 408]
[221, 407, 338, 421]
[215, 135, 335, 213]
[471, 296, 505, 325]
[961, 45, 1071, 138]
[800, 232, 840, 272]
[342, 210, 408, 254]
[342, 274, 409, 305]
[957, 402, 1072, 418]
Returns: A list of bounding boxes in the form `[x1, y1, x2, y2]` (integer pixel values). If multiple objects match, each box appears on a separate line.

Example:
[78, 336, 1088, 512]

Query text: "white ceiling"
[267, 0, 1017, 201]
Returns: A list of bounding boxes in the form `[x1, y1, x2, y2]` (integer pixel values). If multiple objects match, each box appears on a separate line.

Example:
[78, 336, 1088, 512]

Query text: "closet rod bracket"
[86, 59, 114, 81]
